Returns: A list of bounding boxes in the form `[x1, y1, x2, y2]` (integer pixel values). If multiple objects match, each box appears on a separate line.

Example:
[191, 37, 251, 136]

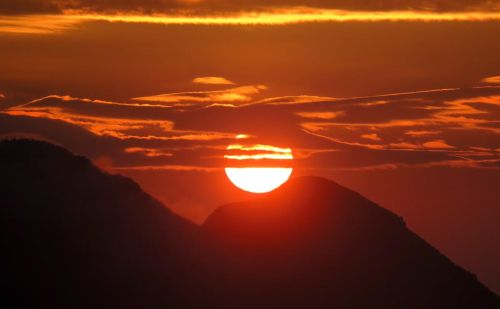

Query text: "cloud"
[124, 147, 174, 157]
[293, 87, 500, 167]
[224, 143, 293, 162]
[0, 14, 84, 34]
[113, 165, 217, 172]
[256, 95, 335, 105]
[306, 157, 500, 172]
[389, 142, 421, 150]
[295, 111, 343, 120]
[3, 95, 238, 142]
[132, 85, 267, 106]
[1, 81, 500, 172]
[1, 0, 499, 15]
[481, 75, 500, 85]
[422, 139, 455, 149]
[405, 130, 441, 137]
[361, 133, 382, 141]
[0, 1, 60, 15]
[5, 107, 174, 139]
[2, 5, 500, 33]
[192, 76, 235, 85]
[70, 10, 500, 27]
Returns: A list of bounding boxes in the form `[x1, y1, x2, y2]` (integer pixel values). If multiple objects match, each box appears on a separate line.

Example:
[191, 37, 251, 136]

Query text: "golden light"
[224, 138, 293, 193]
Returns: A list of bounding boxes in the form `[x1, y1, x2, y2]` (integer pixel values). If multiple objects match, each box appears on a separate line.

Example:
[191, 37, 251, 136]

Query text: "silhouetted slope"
[0, 139, 204, 308]
[1, 140, 498, 308]
[203, 177, 500, 308]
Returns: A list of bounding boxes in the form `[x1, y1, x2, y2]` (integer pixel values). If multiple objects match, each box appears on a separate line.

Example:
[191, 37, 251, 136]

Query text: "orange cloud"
[0, 15, 83, 34]
[3, 96, 236, 141]
[308, 158, 500, 172]
[132, 85, 267, 105]
[422, 140, 455, 149]
[224, 153, 293, 160]
[481, 76, 500, 85]
[227, 144, 292, 153]
[300, 119, 431, 133]
[295, 111, 344, 120]
[192, 76, 235, 85]
[257, 95, 335, 105]
[54, 10, 500, 26]
[124, 147, 174, 157]
[3, 8, 500, 34]
[358, 100, 389, 107]
[432, 95, 500, 133]
[361, 133, 381, 141]
[303, 129, 385, 150]
[389, 142, 421, 150]
[4, 107, 173, 139]
[113, 165, 217, 172]
[225, 143, 293, 161]
[405, 130, 441, 137]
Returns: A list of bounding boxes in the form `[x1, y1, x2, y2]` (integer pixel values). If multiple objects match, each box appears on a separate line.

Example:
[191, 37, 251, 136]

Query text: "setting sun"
[224, 140, 293, 193]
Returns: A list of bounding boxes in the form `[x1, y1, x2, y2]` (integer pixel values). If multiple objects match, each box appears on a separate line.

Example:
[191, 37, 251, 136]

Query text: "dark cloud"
[0, 1, 60, 15]
[0, 0, 498, 15]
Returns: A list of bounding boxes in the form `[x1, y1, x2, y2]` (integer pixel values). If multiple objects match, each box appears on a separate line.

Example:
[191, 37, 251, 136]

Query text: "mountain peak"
[204, 176, 405, 247]
[203, 176, 499, 308]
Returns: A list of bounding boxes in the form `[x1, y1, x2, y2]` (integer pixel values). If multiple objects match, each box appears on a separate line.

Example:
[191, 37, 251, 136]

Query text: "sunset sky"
[1, 0, 500, 293]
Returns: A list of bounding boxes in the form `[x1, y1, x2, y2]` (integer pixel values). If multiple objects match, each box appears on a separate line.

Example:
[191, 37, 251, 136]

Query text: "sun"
[224, 136, 293, 193]
[225, 167, 293, 193]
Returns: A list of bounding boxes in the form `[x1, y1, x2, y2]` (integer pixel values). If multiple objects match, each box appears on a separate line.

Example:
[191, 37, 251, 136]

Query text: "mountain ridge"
[203, 176, 499, 308]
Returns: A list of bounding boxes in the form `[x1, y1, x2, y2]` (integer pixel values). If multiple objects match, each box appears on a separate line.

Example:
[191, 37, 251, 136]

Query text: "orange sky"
[0, 0, 500, 295]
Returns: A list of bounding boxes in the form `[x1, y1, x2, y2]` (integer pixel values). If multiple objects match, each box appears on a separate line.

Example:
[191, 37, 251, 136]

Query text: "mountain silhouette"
[0, 139, 205, 308]
[203, 177, 500, 308]
[1, 139, 498, 308]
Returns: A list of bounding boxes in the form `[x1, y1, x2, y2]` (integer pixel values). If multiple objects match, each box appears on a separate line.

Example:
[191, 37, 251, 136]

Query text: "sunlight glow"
[225, 167, 293, 193]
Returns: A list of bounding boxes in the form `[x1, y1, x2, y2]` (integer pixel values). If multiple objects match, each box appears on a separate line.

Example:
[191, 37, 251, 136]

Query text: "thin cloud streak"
[132, 85, 267, 106]
[113, 164, 218, 172]
[311, 158, 500, 172]
[295, 111, 344, 120]
[225, 143, 293, 161]
[2, 8, 500, 33]
[68, 9, 500, 25]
